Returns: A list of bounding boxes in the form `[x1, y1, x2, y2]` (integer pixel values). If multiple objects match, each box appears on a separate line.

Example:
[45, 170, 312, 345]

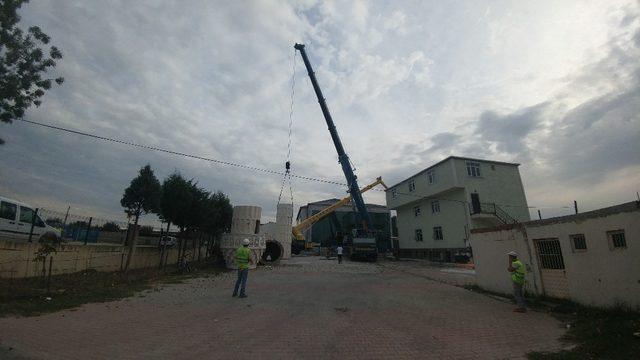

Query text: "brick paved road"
[0, 257, 565, 359]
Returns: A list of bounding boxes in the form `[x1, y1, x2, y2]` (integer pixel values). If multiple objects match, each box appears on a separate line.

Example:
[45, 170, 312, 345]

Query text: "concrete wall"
[396, 189, 469, 250]
[452, 158, 530, 222]
[386, 158, 457, 210]
[471, 203, 640, 309]
[0, 239, 202, 279]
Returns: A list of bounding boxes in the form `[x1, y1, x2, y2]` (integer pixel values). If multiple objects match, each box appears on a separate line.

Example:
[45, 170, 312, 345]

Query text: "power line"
[18, 118, 572, 211]
[18, 118, 347, 187]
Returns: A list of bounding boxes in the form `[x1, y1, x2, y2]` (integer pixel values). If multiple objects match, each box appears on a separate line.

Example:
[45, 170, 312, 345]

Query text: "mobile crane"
[294, 43, 381, 260]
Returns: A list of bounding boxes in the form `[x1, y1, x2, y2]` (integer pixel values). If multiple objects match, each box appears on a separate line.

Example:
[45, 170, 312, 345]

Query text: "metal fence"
[0, 205, 167, 246]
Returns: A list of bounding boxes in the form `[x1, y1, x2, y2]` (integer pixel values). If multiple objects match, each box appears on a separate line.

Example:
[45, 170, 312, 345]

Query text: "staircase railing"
[471, 202, 518, 224]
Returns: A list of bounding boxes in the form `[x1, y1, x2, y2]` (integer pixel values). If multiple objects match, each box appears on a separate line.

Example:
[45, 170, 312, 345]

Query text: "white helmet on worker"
[242, 238, 250, 246]
[507, 251, 518, 257]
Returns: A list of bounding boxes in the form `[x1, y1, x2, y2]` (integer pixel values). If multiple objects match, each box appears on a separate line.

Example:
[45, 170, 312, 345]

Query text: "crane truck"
[294, 43, 382, 261]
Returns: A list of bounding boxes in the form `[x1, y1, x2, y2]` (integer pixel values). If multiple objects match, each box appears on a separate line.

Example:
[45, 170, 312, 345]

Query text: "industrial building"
[386, 156, 530, 261]
[296, 199, 391, 251]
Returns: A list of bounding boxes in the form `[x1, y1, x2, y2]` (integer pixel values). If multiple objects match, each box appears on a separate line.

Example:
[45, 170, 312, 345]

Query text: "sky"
[1, 0, 639, 227]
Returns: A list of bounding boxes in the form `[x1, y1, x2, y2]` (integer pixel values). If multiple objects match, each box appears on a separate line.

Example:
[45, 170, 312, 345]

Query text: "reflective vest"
[235, 246, 251, 270]
[511, 259, 526, 285]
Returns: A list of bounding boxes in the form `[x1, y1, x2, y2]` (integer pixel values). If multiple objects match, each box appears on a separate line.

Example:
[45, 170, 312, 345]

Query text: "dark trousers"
[233, 268, 248, 296]
[338, 254, 342, 264]
[513, 281, 526, 308]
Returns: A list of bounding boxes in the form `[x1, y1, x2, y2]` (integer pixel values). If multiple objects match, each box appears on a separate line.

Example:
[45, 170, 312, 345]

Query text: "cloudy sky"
[1, 0, 639, 226]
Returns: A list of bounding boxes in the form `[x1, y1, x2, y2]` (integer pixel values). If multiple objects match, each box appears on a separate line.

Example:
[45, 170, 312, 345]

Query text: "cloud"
[1, 0, 638, 226]
[476, 102, 548, 159]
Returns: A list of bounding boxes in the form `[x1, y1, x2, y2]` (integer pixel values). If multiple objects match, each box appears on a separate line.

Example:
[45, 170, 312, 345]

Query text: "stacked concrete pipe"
[220, 206, 266, 270]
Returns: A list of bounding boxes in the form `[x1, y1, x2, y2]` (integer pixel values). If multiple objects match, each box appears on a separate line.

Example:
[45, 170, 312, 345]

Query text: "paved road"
[0, 258, 564, 359]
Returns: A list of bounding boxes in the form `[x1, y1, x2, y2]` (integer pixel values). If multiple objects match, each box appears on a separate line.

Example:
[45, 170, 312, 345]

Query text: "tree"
[1, 0, 64, 144]
[120, 164, 161, 271]
[100, 221, 121, 232]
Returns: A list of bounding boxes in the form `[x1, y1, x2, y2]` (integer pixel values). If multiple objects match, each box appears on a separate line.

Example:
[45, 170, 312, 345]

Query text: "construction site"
[1, 1, 639, 359]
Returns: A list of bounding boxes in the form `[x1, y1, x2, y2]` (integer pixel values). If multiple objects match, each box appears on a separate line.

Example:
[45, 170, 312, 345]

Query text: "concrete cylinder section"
[220, 234, 265, 270]
[230, 206, 261, 235]
[275, 203, 293, 259]
[221, 206, 266, 269]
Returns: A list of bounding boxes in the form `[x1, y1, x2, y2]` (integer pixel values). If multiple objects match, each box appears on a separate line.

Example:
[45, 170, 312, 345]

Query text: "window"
[570, 234, 587, 252]
[19, 206, 34, 223]
[466, 161, 481, 177]
[535, 238, 565, 269]
[408, 179, 416, 192]
[607, 230, 627, 249]
[415, 229, 423, 242]
[431, 200, 440, 214]
[391, 189, 397, 199]
[426, 170, 436, 184]
[0, 201, 17, 221]
[413, 206, 421, 217]
[433, 226, 443, 240]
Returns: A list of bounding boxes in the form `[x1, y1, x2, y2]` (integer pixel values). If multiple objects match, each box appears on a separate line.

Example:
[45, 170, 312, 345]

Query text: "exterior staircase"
[471, 202, 518, 225]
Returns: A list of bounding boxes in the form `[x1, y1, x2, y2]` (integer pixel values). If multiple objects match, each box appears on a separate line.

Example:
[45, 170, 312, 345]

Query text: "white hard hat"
[242, 238, 250, 246]
[507, 251, 518, 256]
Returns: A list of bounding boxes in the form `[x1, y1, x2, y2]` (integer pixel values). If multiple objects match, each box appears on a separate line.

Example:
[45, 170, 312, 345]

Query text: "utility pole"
[62, 206, 70, 227]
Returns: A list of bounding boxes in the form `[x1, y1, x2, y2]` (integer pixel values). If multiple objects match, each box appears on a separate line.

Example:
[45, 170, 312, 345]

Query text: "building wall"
[307, 208, 391, 250]
[471, 204, 640, 309]
[386, 158, 458, 210]
[396, 188, 468, 251]
[0, 239, 204, 279]
[452, 158, 530, 222]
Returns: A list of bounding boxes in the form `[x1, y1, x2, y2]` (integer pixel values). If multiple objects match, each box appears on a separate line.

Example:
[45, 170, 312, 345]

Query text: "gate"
[534, 238, 569, 299]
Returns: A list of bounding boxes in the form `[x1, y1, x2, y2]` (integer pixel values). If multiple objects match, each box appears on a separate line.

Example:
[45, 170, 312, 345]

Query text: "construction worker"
[507, 251, 527, 312]
[232, 238, 252, 298]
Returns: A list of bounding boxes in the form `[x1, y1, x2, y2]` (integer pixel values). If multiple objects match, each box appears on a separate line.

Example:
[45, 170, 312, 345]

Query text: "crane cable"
[277, 48, 296, 207]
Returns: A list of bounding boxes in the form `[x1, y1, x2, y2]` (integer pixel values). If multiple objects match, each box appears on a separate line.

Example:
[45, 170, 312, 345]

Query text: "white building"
[470, 201, 640, 309]
[386, 156, 530, 261]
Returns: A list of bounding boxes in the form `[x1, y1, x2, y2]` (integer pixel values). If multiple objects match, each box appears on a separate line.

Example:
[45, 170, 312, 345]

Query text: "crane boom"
[292, 177, 388, 241]
[294, 43, 373, 230]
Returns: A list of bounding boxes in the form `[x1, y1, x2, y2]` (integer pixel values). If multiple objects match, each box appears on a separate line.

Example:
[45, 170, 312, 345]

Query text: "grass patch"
[528, 301, 640, 360]
[0, 262, 225, 318]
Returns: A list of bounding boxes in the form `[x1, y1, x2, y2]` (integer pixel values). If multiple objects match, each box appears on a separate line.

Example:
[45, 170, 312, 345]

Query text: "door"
[470, 193, 481, 214]
[534, 238, 569, 299]
[0, 200, 19, 240]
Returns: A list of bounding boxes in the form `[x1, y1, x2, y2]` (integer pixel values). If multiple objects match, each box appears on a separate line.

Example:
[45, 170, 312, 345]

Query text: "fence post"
[28, 208, 39, 243]
[46, 256, 53, 294]
[84, 217, 93, 245]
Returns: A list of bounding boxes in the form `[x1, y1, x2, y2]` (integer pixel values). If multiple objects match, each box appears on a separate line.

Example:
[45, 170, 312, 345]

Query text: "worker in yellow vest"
[507, 251, 527, 313]
[232, 238, 252, 298]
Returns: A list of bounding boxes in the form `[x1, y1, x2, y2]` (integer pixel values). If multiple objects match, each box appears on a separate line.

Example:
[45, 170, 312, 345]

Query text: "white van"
[0, 196, 61, 243]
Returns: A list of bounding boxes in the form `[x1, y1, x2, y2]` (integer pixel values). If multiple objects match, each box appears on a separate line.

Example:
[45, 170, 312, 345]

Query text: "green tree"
[160, 172, 193, 234]
[1, 0, 64, 144]
[100, 221, 121, 232]
[120, 164, 161, 271]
